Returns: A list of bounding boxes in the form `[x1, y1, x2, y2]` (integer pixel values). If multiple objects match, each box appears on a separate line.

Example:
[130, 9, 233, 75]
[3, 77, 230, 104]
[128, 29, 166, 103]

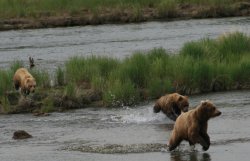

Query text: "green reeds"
[0, 69, 12, 96]
[65, 56, 119, 85]
[0, 0, 243, 19]
[63, 32, 250, 106]
[55, 67, 65, 86]
[1, 32, 250, 107]
[30, 69, 50, 88]
[103, 79, 139, 107]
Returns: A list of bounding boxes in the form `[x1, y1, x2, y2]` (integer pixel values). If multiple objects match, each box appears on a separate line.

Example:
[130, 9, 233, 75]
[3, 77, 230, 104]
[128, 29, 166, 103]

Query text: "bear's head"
[197, 100, 221, 121]
[175, 94, 189, 113]
[25, 78, 36, 93]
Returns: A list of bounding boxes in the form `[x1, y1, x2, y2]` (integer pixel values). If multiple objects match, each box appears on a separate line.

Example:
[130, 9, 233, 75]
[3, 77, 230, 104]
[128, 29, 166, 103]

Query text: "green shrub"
[30, 69, 51, 88]
[157, 0, 177, 17]
[65, 56, 118, 84]
[120, 52, 150, 88]
[64, 82, 76, 98]
[0, 69, 13, 96]
[103, 79, 139, 107]
[10, 60, 23, 73]
[55, 67, 65, 86]
[148, 78, 172, 98]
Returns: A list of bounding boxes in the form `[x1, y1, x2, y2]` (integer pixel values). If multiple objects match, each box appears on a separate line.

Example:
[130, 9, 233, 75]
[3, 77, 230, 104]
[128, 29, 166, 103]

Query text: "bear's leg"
[153, 104, 161, 113]
[189, 131, 209, 151]
[168, 132, 182, 151]
[14, 81, 20, 90]
[199, 136, 209, 151]
[21, 88, 28, 97]
[200, 133, 210, 151]
[189, 141, 195, 146]
[199, 126, 210, 151]
[166, 112, 177, 121]
[168, 138, 182, 151]
[189, 141, 196, 151]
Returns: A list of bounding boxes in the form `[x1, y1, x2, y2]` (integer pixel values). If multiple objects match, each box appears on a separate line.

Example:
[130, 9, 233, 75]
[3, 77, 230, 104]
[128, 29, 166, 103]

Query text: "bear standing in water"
[13, 68, 36, 96]
[168, 100, 221, 151]
[153, 93, 189, 121]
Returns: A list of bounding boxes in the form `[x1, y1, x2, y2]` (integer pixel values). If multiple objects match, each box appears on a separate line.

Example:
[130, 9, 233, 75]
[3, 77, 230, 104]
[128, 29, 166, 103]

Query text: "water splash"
[110, 105, 170, 124]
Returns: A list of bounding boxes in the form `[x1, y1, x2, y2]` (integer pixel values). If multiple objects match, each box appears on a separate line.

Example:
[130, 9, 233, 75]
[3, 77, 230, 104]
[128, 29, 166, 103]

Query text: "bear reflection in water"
[170, 151, 211, 161]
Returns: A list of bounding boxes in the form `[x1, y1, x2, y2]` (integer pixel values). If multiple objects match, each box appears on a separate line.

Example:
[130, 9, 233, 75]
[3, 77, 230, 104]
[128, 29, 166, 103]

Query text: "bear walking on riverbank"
[13, 68, 36, 96]
[153, 93, 189, 121]
[168, 100, 221, 151]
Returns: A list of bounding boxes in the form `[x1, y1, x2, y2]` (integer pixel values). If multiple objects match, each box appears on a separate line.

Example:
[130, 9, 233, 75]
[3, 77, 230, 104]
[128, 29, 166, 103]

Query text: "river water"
[1, 17, 250, 160]
[0, 90, 250, 161]
[0, 17, 250, 70]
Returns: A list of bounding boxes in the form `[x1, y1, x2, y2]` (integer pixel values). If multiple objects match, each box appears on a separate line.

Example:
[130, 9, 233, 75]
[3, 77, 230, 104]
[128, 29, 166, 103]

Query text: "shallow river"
[0, 17, 250, 70]
[1, 90, 250, 161]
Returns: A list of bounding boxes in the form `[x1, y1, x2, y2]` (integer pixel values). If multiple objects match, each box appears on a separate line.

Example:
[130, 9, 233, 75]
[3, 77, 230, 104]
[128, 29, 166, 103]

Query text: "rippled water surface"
[0, 90, 250, 161]
[0, 17, 250, 70]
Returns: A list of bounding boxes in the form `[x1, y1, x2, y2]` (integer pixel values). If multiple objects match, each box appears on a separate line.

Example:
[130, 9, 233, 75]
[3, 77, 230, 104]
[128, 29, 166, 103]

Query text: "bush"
[30, 69, 51, 88]
[103, 79, 139, 107]
[0, 70, 13, 96]
[64, 82, 77, 98]
[56, 67, 65, 86]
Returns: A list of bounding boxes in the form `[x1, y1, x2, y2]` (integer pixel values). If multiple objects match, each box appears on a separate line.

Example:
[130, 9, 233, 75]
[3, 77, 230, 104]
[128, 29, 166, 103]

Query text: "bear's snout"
[181, 103, 189, 112]
[182, 106, 189, 112]
[214, 110, 221, 117]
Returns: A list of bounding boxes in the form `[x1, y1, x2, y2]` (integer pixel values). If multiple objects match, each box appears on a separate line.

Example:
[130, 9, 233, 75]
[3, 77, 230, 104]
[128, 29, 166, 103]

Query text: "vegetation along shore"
[0, 32, 250, 114]
[0, 0, 250, 30]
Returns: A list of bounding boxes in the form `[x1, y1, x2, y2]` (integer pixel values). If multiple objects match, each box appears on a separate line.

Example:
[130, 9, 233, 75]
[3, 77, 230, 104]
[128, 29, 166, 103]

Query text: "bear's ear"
[178, 96, 183, 101]
[201, 100, 207, 106]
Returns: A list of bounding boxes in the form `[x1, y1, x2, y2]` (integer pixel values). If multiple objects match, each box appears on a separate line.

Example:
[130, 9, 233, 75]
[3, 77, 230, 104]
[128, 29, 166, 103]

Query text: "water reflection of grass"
[1, 32, 250, 109]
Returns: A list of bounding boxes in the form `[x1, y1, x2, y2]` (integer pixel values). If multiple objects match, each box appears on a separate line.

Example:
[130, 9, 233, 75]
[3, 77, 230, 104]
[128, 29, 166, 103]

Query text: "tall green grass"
[55, 67, 65, 86]
[0, 61, 23, 97]
[1, 32, 250, 107]
[0, 0, 243, 19]
[30, 69, 51, 88]
[64, 32, 250, 106]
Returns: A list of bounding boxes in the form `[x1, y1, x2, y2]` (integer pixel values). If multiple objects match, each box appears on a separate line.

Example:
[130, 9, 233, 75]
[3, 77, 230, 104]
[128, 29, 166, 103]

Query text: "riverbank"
[0, 1, 250, 31]
[0, 32, 250, 114]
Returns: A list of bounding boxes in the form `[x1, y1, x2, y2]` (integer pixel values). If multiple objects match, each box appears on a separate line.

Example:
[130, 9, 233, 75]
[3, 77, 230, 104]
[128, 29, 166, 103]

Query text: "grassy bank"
[63, 32, 250, 107]
[0, 32, 250, 113]
[0, 0, 249, 30]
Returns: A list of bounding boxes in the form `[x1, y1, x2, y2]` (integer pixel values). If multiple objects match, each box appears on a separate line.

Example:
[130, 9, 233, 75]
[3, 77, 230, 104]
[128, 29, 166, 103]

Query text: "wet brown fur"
[168, 100, 221, 151]
[154, 93, 189, 121]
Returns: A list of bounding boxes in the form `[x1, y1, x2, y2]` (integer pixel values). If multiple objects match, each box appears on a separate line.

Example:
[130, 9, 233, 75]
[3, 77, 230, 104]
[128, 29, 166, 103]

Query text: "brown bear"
[153, 93, 189, 121]
[168, 100, 221, 151]
[13, 68, 36, 96]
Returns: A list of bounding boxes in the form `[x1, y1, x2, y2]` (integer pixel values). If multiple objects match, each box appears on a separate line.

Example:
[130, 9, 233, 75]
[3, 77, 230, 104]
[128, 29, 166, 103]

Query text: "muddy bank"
[0, 88, 100, 114]
[0, 2, 250, 31]
[1, 87, 250, 115]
